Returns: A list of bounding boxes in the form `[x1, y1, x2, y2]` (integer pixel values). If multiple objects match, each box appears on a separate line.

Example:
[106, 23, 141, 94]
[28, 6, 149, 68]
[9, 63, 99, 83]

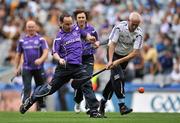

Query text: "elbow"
[45, 55, 48, 60]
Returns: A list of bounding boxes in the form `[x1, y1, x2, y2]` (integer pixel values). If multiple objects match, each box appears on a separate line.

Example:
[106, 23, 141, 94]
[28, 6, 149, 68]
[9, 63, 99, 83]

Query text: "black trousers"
[22, 68, 46, 109]
[73, 55, 94, 106]
[46, 63, 99, 110]
[102, 53, 128, 100]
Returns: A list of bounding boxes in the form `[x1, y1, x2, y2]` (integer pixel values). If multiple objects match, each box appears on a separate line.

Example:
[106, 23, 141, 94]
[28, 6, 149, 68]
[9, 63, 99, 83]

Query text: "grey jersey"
[109, 21, 143, 56]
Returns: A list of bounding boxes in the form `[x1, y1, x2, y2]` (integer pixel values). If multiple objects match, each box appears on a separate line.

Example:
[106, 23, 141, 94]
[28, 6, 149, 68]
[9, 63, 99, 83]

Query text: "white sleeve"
[109, 26, 121, 43]
[52, 37, 61, 54]
[134, 35, 143, 49]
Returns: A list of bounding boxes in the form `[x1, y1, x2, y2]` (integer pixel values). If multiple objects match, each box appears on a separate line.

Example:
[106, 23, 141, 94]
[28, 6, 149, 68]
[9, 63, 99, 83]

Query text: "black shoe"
[119, 104, 133, 115]
[19, 105, 27, 114]
[99, 99, 106, 116]
[19, 97, 34, 114]
[89, 110, 104, 118]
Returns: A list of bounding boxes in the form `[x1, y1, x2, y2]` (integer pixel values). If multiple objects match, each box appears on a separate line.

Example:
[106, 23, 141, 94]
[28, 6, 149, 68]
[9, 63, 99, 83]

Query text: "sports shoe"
[89, 110, 104, 118]
[119, 103, 133, 115]
[99, 99, 106, 116]
[19, 97, 34, 114]
[74, 103, 81, 113]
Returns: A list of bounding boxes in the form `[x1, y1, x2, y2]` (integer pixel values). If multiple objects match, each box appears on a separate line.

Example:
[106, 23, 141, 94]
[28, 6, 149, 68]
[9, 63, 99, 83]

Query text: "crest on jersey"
[34, 40, 39, 44]
[73, 32, 78, 36]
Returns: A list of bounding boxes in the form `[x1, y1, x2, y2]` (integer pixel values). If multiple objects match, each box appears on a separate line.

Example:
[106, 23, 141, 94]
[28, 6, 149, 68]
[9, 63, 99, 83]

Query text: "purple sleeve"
[91, 30, 98, 40]
[40, 37, 49, 50]
[80, 29, 87, 39]
[16, 40, 23, 53]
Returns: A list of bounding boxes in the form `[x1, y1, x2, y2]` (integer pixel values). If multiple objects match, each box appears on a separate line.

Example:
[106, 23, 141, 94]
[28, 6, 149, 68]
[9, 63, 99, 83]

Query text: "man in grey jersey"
[99, 12, 143, 116]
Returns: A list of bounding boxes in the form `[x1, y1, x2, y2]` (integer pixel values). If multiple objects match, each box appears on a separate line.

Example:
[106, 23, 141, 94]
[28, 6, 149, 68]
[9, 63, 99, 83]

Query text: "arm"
[80, 28, 96, 43]
[14, 40, 23, 75]
[34, 49, 49, 65]
[52, 38, 66, 65]
[86, 33, 96, 43]
[40, 49, 49, 62]
[106, 25, 120, 69]
[112, 49, 140, 68]
[108, 42, 116, 62]
[35, 38, 49, 65]
[106, 41, 116, 69]
[92, 29, 101, 48]
[53, 53, 66, 65]
[14, 53, 23, 76]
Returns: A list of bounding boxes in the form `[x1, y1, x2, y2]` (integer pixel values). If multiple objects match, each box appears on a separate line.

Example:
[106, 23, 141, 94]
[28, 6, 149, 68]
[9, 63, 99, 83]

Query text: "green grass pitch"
[0, 112, 179, 123]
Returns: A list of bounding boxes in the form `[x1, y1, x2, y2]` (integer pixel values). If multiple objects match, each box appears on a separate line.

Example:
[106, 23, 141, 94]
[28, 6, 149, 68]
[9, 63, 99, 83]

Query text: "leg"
[81, 80, 103, 118]
[111, 65, 125, 99]
[73, 67, 99, 110]
[83, 57, 94, 111]
[73, 55, 94, 113]
[19, 83, 52, 114]
[99, 80, 113, 116]
[102, 80, 113, 101]
[111, 65, 132, 115]
[22, 69, 32, 103]
[72, 66, 103, 118]
[19, 65, 70, 114]
[20, 78, 69, 114]
[57, 85, 68, 111]
[33, 69, 46, 111]
[74, 89, 83, 104]
[73, 88, 83, 113]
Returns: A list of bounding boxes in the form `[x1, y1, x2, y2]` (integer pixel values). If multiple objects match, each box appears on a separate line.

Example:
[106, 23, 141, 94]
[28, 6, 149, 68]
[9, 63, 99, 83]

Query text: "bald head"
[128, 12, 142, 32]
[26, 20, 37, 36]
[129, 12, 142, 24]
[26, 20, 36, 27]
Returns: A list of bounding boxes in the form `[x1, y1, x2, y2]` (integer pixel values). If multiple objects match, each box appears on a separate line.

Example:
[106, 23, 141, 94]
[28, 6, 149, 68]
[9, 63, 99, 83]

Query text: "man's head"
[26, 20, 37, 36]
[59, 13, 73, 32]
[128, 12, 142, 32]
[73, 9, 89, 28]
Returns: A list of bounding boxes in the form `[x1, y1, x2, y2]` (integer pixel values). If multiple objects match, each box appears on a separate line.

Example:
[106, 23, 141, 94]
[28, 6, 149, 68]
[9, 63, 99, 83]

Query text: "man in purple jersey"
[19, 13, 103, 118]
[73, 9, 100, 114]
[14, 20, 49, 111]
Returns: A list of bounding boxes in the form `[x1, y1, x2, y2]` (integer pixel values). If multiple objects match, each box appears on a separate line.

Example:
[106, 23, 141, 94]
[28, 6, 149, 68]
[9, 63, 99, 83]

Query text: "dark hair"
[59, 12, 71, 23]
[73, 9, 89, 20]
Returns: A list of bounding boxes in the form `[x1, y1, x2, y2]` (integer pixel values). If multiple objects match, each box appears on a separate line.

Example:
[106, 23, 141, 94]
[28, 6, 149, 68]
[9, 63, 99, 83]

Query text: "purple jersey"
[80, 23, 98, 55]
[52, 25, 87, 65]
[17, 33, 49, 70]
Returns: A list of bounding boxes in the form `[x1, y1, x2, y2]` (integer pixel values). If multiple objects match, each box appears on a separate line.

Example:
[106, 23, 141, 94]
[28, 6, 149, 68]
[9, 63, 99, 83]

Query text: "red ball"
[138, 87, 144, 93]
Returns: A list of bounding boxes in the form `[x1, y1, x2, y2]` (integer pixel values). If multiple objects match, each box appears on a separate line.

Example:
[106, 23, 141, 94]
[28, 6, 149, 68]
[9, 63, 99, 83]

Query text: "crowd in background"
[0, 0, 179, 92]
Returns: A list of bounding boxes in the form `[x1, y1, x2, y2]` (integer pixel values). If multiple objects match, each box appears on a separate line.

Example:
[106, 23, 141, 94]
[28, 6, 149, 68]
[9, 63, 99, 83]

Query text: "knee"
[33, 84, 52, 98]
[23, 87, 31, 93]
[113, 74, 125, 82]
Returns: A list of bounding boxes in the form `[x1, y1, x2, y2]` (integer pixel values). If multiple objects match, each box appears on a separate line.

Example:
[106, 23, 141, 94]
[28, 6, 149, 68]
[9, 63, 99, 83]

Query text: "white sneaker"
[40, 108, 47, 112]
[74, 103, 81, 113]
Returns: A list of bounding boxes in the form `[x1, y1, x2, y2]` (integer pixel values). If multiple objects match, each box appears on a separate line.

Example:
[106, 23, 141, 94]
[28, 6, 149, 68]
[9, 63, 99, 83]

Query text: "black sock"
[119, 103, 125, 108]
